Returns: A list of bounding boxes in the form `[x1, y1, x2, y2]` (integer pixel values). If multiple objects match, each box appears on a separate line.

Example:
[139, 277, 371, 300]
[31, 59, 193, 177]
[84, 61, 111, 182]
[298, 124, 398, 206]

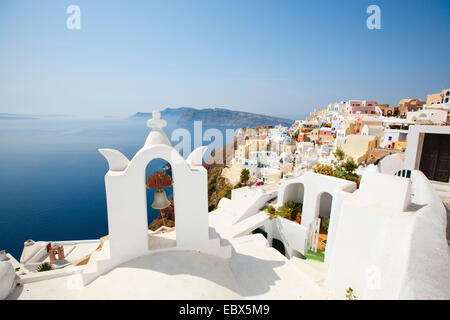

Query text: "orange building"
[378, 104, 398, 117]
[397, 99, 426, 117]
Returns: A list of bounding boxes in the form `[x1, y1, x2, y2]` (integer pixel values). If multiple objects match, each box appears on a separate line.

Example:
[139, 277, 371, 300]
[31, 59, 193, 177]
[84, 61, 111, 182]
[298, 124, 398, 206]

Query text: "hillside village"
[222, 88, 449, 187]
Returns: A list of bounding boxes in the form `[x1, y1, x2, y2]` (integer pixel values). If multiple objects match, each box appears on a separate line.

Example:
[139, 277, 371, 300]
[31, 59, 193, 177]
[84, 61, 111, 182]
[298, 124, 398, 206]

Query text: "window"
[388, 136, 392, 141]
[445, 98, 449, 103]
[446, 91, 449, 96]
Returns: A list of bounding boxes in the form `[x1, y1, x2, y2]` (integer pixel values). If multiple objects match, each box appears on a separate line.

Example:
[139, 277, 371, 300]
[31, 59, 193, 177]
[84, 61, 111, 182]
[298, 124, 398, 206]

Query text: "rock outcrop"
[131, 107, 293, 128]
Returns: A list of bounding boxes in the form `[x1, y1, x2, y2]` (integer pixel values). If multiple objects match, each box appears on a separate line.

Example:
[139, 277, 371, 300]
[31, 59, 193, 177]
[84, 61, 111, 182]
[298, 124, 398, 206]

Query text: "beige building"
[340, 135, 379, 164]
[308, 128, 320, 142]
[307, 108, 327, 121]
[426, 88, 450, 105]
[336, 120, 358, 139]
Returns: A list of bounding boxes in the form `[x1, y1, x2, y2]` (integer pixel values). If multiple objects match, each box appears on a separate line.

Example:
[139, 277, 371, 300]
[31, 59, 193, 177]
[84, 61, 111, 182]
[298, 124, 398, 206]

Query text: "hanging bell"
[152, 188, 170, 209]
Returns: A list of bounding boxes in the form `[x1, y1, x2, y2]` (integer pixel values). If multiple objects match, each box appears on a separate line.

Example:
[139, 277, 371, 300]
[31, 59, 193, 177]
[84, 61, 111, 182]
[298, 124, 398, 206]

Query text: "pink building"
[318, 127, 334, 136]
[347, 100, 379, 116]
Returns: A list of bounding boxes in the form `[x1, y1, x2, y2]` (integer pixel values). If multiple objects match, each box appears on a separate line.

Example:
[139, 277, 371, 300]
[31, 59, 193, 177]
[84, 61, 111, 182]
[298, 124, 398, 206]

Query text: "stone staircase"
[208, 227, 233, 257]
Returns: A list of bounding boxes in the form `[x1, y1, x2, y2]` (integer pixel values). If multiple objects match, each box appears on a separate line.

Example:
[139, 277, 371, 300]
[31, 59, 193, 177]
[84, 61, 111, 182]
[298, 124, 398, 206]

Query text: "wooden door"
[419, 133, 450, 182]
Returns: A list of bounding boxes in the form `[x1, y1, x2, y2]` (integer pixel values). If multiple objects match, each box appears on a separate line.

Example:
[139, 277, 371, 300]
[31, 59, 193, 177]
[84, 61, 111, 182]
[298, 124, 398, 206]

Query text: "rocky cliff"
[148, 196, 175, 231]
[131, 107, 293, 127]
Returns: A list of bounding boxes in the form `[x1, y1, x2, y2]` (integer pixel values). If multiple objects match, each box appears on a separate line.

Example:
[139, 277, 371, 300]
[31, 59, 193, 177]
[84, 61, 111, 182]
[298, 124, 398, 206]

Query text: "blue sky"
[0, 0, 449, 118]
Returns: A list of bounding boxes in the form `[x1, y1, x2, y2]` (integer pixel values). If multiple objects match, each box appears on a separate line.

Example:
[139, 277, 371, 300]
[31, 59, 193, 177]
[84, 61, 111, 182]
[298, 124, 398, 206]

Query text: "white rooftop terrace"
[8, 233, 331, 300]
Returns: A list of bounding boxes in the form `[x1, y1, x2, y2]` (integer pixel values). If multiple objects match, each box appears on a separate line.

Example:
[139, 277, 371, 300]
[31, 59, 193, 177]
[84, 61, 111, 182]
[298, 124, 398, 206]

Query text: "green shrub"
[265, 205, 276, 215]
[345, 173, 360, 185]
[334, 147, 345, 161]
[269, 202, 302, 223]
[276, 206, 293, 219]
[342, 160, 357, 175]
[240, 169, 250, 184]
[335, 166, 347, 179]
[315, 158, 361, 187]
[37, 262, 53, 272]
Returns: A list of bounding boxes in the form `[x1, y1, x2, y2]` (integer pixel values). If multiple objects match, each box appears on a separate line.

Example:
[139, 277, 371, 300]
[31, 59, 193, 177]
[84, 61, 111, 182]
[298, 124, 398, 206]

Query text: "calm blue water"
[0, 118, 236, 258]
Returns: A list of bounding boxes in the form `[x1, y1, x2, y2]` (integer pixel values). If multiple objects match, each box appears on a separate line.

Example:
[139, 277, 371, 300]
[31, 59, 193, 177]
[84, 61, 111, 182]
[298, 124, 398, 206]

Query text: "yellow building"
[234, 138, 269, 165]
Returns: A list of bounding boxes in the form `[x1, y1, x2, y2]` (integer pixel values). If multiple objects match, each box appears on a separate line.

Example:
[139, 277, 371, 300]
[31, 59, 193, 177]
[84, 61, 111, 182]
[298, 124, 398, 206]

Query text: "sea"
[0, 117, 239, 258]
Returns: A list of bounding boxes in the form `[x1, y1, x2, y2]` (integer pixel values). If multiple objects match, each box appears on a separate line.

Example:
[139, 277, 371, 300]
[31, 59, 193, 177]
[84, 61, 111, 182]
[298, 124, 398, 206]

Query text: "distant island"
[130, 107, 294, 127]
[0, 113, 39, 120]
[0, 113, 74, 120]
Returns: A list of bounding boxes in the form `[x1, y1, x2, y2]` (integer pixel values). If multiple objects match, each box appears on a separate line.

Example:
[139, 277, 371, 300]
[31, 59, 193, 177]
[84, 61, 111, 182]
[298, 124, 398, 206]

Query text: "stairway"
[220, 212, 270, 239]
[209, 186, 277, 232]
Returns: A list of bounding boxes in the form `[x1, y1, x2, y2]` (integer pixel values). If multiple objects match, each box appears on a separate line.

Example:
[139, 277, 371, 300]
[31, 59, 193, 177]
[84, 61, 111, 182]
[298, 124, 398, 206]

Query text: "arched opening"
[318, 192, 332, 219]
[272, 238, 285, 256]
[280, 183, 304, 224]
[252, 227, 268, 239]
[145, 159, 176, 250]
[317, 192, 333, 252]
[283, 182, 305, 205]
